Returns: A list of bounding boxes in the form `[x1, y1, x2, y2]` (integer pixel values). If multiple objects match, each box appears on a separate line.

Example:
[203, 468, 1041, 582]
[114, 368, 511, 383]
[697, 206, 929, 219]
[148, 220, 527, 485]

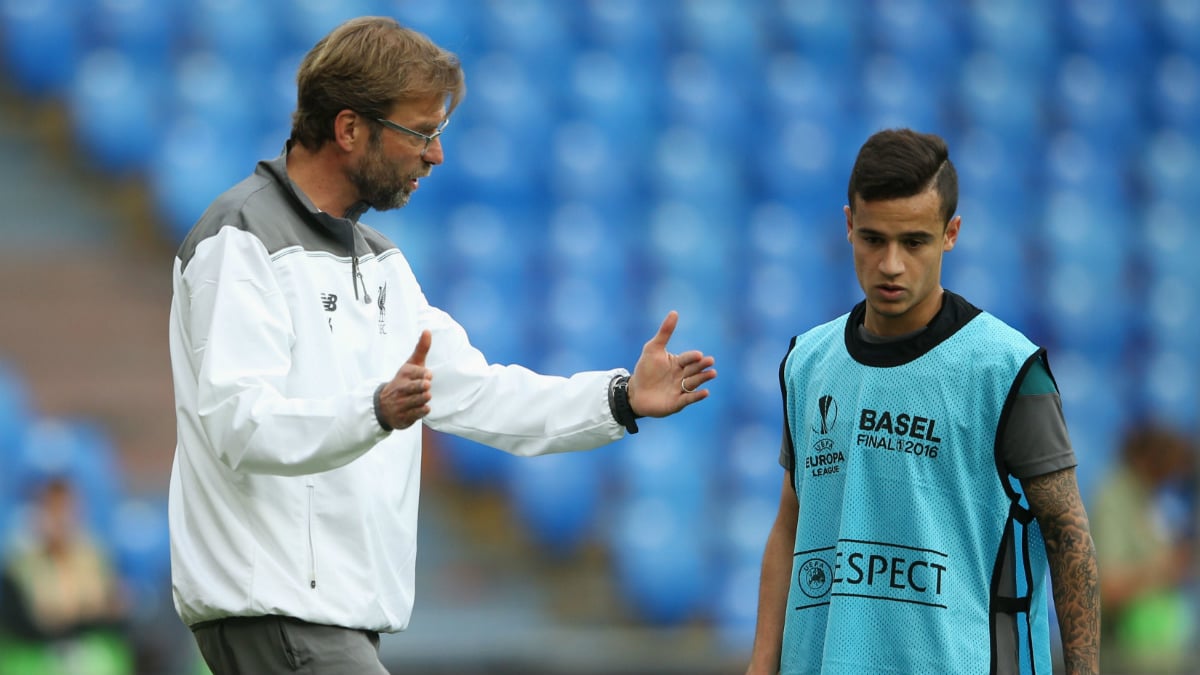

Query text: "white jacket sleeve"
[419, 300, 626, 456]
[177, 228, 387, 476]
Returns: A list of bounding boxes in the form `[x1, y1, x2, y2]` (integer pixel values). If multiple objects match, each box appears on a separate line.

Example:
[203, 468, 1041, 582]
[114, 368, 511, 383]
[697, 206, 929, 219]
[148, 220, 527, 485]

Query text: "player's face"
[348, 96, 445, 211]
[845, 186, 960, 336]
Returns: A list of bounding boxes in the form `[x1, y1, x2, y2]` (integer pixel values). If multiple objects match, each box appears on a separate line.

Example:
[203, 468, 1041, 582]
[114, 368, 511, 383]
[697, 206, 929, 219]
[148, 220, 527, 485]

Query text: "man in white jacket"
[168, 16, 718, 675]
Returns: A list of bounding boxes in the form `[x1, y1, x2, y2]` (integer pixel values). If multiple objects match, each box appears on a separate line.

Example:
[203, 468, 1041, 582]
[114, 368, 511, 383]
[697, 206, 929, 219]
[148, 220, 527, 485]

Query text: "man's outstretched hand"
[627, 311, 717, 418]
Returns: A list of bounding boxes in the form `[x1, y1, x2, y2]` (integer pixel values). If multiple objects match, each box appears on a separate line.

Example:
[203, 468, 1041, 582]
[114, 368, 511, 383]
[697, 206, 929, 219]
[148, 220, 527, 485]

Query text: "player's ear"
[333, 109, 362, 152]
[844, 205, 854, 244]
[943, 215, 961, 252]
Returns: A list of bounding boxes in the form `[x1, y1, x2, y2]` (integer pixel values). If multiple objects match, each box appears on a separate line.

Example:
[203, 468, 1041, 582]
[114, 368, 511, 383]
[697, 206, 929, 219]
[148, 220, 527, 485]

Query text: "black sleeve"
[1001, 357, 1078, 480]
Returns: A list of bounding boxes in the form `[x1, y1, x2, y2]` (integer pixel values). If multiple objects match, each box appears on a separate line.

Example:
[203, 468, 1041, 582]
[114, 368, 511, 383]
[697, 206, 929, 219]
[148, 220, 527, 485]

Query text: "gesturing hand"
[627, 311, 717, 418]
[377, 330, 433, 430]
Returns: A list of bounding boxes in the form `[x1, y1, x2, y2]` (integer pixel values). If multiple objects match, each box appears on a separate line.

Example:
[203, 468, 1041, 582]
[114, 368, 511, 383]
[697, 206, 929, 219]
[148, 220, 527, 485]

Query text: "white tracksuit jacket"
[168, 151, 625, 632]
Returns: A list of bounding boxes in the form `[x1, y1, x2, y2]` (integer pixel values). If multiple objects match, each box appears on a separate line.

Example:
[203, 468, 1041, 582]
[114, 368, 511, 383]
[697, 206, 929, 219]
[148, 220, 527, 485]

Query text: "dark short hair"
[291, 16, 466, 150]
[847, 128, 958, 225]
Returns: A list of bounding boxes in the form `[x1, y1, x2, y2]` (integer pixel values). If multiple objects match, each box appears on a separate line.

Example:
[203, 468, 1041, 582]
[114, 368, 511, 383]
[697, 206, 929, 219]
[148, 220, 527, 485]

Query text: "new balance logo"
[320, 293, 338, 312]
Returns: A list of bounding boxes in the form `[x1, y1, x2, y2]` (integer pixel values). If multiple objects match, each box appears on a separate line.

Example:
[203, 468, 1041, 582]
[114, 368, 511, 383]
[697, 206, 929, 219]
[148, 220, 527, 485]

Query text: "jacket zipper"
[349, 220, 371, 304]
[307, 484, 317, 589]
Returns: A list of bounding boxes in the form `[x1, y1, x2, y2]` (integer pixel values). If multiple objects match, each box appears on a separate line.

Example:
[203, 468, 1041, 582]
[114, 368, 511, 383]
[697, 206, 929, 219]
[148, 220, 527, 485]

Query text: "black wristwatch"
[608, 374, 641, 434]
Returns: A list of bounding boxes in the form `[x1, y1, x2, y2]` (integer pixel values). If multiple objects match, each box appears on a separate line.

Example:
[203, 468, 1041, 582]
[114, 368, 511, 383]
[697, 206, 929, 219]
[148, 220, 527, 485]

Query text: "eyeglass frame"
[370, 115, 450, 157]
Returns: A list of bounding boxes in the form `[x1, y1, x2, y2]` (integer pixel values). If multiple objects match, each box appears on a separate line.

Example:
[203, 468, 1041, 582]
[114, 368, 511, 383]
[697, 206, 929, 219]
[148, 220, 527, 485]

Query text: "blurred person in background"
[745, 129, 1100, 675]
[1093, 423, 1197, 673]
[168, 16, 716, 675]
[0, 476, 131, 675]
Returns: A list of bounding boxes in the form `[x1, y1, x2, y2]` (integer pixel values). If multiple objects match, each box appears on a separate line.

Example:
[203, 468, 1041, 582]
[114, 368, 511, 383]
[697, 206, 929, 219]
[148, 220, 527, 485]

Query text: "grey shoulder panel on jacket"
[357, 222, 399, 257]
[176, 163, 353, 272]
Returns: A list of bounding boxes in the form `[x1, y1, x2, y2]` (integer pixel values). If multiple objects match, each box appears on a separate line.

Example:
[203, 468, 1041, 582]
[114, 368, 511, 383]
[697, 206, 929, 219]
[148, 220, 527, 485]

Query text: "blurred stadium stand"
[0, 0, 1197, 673]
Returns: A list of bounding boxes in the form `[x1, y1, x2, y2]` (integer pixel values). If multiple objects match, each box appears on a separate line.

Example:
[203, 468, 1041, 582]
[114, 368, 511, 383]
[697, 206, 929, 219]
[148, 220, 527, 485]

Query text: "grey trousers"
[192, 615, 390, 674]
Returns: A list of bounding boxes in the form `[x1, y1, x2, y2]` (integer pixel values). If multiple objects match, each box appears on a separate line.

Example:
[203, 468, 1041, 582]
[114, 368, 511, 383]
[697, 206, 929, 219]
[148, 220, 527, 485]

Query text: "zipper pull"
[352, 256, 360, 301]
[352, 255, 371, 304]
[359, 270, 372, 304]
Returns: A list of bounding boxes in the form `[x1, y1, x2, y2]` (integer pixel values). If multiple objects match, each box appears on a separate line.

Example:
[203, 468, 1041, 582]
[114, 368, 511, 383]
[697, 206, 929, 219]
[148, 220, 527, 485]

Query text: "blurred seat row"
[1, 0, 1197, 647]
[0, 362, 170, 616]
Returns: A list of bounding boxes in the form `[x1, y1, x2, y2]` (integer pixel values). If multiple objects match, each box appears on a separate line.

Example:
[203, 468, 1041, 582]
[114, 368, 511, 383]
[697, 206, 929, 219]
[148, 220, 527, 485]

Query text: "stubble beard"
[348, 133, 415, 212]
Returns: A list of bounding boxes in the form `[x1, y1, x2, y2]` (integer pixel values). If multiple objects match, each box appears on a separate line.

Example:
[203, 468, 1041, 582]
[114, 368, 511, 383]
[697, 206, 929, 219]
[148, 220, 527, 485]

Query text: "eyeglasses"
[373, 116, 449, 158]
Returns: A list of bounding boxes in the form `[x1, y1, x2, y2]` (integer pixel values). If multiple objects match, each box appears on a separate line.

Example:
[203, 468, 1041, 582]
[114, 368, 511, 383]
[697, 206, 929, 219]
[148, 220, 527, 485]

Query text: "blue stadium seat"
[1043, 187, 1132, 268]
[397, 0, 474, 52]
[440, 274, 536, 367]
[1042, 263, 1132, 360]
[185, 0, 281, 78]
[645, 201, 737, 297]
[362, 205, 445, 287]
[449, 121, 542, 210]
[711, 492, 779, 648]
[1150, 54, 1200, 137]
[1139, 200, 1196, 281]
[0, 0, 84, 97]
[468, 51, 558, 149]
[443, 202, 539, 280]
[169, 51, 257, 138]
[966, 0, 1058, 82]
[724, 422, 784, 497]
[609, 495, 713, 625]
[1051, 56, 1144, 158]
[1057, 0, 1153, 74]
[67, 48, 165, 174]
[859, 53, 951, 143]
[755, 117, 854, 219]
[110, 494, 171, 608]
[659, 52, 750, 142]
[547, 119, 642, 205]
[570, 0, 666, 55]
[943, 217, 1034, 334]
[432, 432, 521, 488]
[957, 52, 1049, 148]
[713, 558, 763, 651]
[869, 0, 964, 84]
[83, 0, 178, 65]
[0, 362, 33, 541]
[732, 337, 795, 429]
[1156, 0, 1200, 59]
[507, 451, 603, 556]
[954, 129, 1042, 219]
[1143, 274, 1200, 354]
[1042, 132, 1129, 206]
[543, 200, 634, 281]
[666, 0, 765, 74]
[744, 260, 851, 344]
[761, 51, 848, 131]
[1139, 129, 1200, 210]
[477, 0, 572, 78]
[543, 275, 628, 363]
[261, 49, 306, 137]
[277, 0, 385, 54]
[717, 494, 777, 563]
[647, 126, 744, 209]
[564, 49, 659, 149]
[614, 424, 717, 516]
[0, 361, 32, 463]
[1050, 351, 1128, 499]
[56, 418, 123, 542]
[742, 200, 853, 334]
[149, 115, 252, 243]
[12, 418, 122, 540]
[771, 0, 863, 79]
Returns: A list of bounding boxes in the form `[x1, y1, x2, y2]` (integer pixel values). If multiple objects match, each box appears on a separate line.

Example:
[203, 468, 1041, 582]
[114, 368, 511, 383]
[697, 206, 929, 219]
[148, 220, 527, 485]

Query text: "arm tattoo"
[1025, 468, 1101, 675]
